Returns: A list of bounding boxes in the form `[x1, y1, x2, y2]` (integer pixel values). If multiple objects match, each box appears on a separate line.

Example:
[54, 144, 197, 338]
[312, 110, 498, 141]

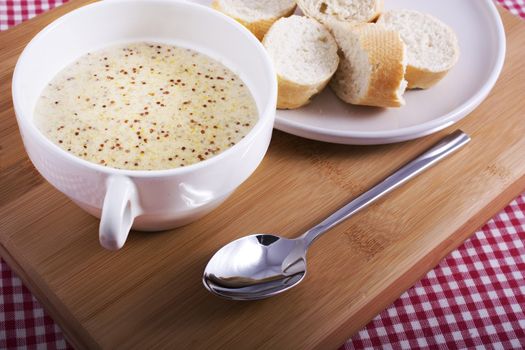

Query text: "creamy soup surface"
[34, 42, 258, 170]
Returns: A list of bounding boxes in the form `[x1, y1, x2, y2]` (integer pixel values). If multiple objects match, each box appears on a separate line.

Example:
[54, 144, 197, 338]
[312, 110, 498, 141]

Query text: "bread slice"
[211, 0, 297, 41]
[263, 15, 339, 109]
[327, 21, 407, 108]
[377, 10, 460, 89]
[297, 0, 383, 24]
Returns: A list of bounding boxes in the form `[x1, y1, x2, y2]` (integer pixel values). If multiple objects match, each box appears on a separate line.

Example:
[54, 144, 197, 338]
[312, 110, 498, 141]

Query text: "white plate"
[193, 0, 506, 144]
[277, 0, 506, 144]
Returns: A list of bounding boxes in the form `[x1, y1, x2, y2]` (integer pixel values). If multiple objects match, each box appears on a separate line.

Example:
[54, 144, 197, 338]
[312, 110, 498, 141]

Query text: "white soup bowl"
[12, 0, 277, 250]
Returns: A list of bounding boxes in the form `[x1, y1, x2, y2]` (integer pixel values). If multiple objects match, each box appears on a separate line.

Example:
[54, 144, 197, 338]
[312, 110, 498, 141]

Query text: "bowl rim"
[12, 0, 277, 178]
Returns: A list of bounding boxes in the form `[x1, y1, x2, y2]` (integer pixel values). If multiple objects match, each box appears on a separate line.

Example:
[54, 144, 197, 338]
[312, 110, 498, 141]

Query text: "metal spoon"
[203, 130, 470, 300]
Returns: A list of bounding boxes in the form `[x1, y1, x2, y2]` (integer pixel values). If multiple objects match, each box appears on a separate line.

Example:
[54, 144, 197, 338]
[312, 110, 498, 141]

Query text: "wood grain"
[1, 2, 524, 349]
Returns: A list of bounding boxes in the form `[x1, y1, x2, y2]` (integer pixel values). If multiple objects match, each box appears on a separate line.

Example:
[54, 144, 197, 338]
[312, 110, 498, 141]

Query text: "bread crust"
[405, 66, 449, 89]
[276, 75, 332, 109]
[330, 23, 407, 108]
[358, 26, 406, 107]
[211, 1, 297, 40]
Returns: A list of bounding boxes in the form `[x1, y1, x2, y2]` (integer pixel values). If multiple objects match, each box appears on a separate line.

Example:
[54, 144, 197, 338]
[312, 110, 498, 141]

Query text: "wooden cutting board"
[1, 2, 524, 349]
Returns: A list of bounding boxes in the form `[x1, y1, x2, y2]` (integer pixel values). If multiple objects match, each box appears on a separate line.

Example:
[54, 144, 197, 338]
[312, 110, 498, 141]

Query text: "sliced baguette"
[297, 0, 383, 24]
[263, 15, 339, 109]
[377, 10, 460, 89]
[327, 21, 407, 108]
[211, 0, 297, 41]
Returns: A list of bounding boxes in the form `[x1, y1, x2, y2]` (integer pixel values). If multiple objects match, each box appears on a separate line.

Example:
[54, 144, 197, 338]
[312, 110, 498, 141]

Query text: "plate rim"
[273, 0, 507, 144]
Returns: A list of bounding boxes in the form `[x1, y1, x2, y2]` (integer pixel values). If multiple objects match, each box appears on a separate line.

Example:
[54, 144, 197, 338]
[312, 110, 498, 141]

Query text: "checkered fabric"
[0, 0, 67, 31]
[500, 0, 525, 18]
[344, 195, 525, 349]
[1, 1, 524, 349]
[0, 260, 71, 349]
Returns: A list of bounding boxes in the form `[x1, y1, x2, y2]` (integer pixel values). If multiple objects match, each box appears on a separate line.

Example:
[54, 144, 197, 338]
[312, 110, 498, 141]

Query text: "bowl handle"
[99, 175, 140, 250]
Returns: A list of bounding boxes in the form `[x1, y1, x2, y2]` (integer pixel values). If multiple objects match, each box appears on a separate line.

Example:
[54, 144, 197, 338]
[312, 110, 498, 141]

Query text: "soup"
[34, 42, 258, 170]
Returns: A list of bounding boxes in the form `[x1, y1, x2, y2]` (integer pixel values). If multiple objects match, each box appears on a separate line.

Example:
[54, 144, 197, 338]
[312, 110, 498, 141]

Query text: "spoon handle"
[301, 130, 471, 247]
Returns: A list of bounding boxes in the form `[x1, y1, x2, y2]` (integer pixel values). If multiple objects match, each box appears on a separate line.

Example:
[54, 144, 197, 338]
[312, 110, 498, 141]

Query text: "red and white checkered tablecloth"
[1, 1, 524, 349]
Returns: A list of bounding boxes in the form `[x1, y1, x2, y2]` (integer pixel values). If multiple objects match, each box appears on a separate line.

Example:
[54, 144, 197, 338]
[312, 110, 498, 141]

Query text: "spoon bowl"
[203, 234, 307, 300]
